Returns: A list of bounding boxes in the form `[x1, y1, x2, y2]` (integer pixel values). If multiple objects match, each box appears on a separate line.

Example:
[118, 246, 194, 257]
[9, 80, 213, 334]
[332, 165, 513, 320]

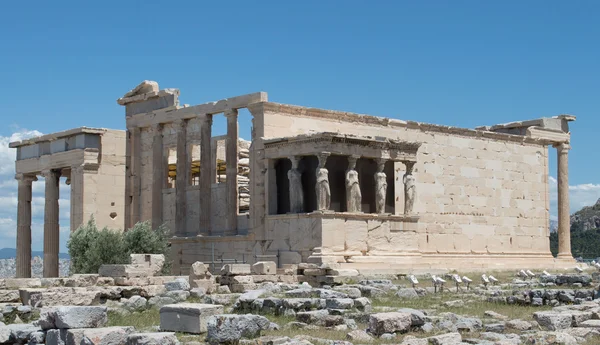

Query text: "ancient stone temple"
[12, 80, 578, 276]
[116, 80, 577, 274]
[10, 128, 126, 277]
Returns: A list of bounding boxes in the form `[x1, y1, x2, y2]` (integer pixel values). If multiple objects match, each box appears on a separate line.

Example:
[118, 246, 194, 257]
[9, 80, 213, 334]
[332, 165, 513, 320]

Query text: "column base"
[556, 253, 575, 261]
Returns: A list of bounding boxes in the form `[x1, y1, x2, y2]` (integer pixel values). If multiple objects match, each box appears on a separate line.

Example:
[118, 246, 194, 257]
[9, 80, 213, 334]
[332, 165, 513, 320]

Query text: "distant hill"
[0, 248, 70, 260]
[571, 198, 600, 232]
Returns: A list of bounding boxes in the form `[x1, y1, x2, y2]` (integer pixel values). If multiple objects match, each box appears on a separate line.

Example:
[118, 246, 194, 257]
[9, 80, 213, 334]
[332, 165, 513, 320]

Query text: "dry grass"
[371, 293, 552, 321]
[106, 308, 160, 331]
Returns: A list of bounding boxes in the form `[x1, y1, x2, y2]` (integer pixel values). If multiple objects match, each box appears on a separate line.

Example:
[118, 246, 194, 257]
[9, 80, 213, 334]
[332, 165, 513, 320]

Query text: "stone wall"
[89, 129, 127, 231]
[249, 103, 552, 266]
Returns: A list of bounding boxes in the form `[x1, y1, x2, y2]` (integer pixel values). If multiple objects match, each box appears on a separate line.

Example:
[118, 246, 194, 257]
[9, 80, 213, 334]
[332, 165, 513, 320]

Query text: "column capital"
[15, 173, 37, 183]
[199, 113, 213, 125]
[288, 156, 301, 169]
[317, 152, 330, 167]
[403, 161, 415, 174]
[173, 118, 187, 130]
[375, 158, 386, 172]
[151, 123, 163, 135]
[347, 155, 359, 169]
[224, 108, 239, 119]
[40, 169, 60, 179]
[554, 142, 571, 152]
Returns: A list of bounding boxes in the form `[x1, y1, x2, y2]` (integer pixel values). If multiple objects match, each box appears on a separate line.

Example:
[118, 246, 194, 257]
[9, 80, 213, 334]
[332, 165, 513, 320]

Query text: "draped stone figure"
[288, 156, 304, 213]
[375, 160, 387, 214]
[316, 153, 331, 211]
[403, 162, 416, 215]
[345, 156, 361, 213]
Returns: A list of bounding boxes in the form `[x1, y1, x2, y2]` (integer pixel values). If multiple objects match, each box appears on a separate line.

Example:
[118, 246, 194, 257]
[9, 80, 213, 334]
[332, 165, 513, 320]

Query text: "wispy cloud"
[548, 176, 600, 215]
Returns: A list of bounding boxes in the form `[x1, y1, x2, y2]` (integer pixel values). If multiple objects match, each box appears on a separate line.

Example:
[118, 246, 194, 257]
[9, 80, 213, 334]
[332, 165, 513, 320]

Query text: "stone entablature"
[263, 133, 421, 162]
[10, 128, 126, 279]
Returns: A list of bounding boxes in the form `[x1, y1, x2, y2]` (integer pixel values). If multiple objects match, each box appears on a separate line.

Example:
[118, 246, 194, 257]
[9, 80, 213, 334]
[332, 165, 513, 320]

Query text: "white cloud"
[548, 176, 600, 216]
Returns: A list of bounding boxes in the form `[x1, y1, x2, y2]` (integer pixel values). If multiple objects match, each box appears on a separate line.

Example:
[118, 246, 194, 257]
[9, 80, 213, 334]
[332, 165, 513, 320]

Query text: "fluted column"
[16, 173, 36, 278]
[199, 114, 213, 235]
[556, 142, 573, 259]
[42, 169, 60, 278]
[224, 109, 239, 235]
[175, 119, 188, 236]
[151, 124, 164, 230]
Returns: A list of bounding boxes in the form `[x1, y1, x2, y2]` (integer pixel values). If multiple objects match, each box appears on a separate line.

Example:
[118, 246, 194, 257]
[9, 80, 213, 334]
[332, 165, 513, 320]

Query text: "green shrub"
[123, 221, 172, 274]
[67, 218, 171, 274]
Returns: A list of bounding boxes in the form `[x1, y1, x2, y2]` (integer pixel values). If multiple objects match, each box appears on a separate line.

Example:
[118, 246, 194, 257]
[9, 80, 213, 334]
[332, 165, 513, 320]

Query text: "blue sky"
[0, 1, 599, 252]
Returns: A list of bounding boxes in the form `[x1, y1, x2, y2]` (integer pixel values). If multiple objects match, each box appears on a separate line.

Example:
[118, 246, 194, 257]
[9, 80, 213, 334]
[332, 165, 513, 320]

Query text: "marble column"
[224, 109, 239, 235]
[42, 169, 60, 278]
[345, 155, 361, 213]
[151, 124, 164, 230]
[556, 142, 573, 259]
[16, 173, 36, 278]
[199, 114, 213, 235]
[288, 156, 304, 213]
[316, 153, 331, 211]
[175, 119, 188, 236]
[403, 161, 416, 215]
[375, 159, 387, 214]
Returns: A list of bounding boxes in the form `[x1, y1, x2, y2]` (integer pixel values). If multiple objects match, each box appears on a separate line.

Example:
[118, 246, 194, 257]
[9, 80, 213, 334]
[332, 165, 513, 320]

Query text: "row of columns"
[16, 169, 61, 278]
[287, 153, 417, 215]
[128, 109, 240, 237]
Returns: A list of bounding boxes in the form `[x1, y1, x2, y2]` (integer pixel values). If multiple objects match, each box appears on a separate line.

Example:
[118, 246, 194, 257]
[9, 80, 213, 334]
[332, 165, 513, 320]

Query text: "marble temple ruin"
[10, 80, 577, 277]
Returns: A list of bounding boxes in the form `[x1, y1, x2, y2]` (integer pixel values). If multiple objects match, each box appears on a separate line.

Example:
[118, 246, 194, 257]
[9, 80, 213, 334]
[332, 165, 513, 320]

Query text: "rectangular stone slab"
[159, 303, 224, 334]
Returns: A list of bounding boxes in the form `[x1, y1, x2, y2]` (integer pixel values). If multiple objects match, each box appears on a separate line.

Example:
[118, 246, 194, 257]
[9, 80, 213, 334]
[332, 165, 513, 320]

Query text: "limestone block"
[279, 252, 302, 265]
[0, 290, 20, 303]
[130, 254, 165, 276]
[98, 264, 150, 278]
[164, 278, 191, 291]
[65, 326, 134, 345]
[221, 264, 251, 276]
[4, 278, 41, 289]
[21, 288, 101, 307]
[219, 275, 254, 285]
[159, 303, 224, 334]
[127, 332, 179, 345]
[206, 314, 272, 344]
[230, 284, 260, 293]
[64, 274, 99, 287]
[533, 311, 573, 331]
[327, 269, 359, 277]
[190, 280, 218, 293]
[251, 261, 276, 275]
[39, 306, 108, 329]
[303, 268, 328, 276]
[368, 312, 412, 336]
[190, 262, 210, 277]
[114, 277, 150, 286]
[252, 275, 278, 283]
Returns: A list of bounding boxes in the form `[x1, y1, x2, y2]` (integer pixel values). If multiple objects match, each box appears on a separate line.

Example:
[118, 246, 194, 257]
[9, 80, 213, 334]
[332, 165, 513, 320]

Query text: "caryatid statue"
[345, 155, 362, 213]
[403, 161, 416, 215]
[375, 159, 387, 214]
[315, 153, 331, 211]
[288, 156, 304, 213]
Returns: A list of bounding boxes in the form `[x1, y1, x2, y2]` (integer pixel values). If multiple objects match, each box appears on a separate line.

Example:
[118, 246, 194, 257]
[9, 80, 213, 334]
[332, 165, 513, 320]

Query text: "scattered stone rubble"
[1, 257, 600, 344]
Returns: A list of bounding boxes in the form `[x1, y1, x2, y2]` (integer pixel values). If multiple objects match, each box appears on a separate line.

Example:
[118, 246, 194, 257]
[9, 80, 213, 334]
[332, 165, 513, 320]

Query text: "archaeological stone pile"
[1, 255, 600, 344]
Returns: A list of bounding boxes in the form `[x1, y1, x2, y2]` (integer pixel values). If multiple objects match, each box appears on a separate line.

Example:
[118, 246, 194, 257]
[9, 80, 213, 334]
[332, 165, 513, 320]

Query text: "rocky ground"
[1, 263, 599, 345]
[0, 258, 70, 278]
